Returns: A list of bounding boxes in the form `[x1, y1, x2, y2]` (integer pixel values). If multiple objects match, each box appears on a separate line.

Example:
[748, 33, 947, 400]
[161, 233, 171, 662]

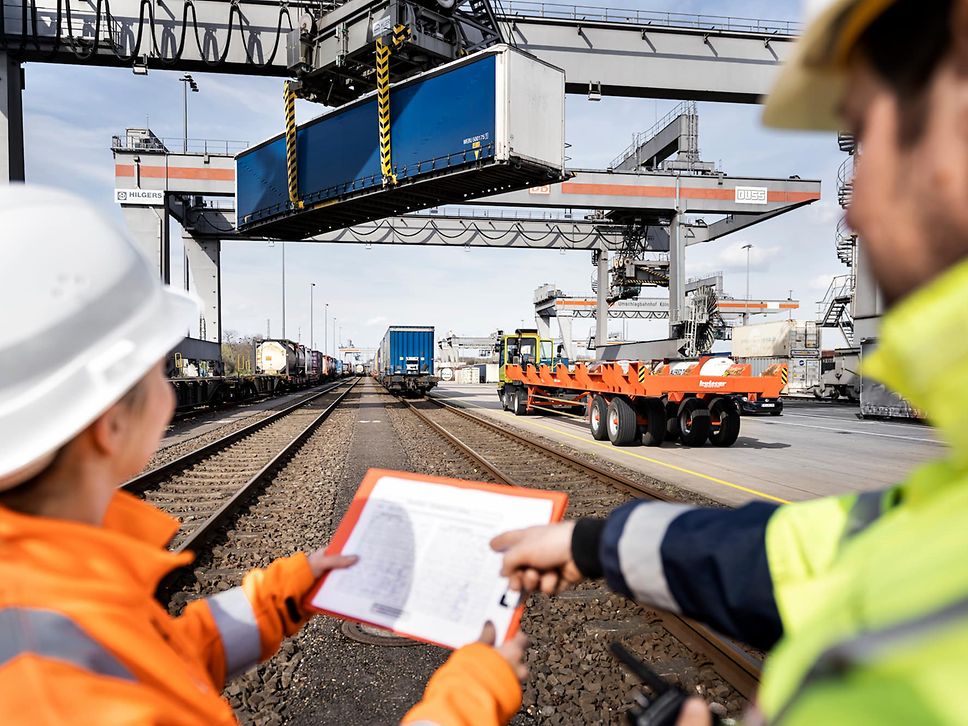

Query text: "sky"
[19, 0, 851, 353]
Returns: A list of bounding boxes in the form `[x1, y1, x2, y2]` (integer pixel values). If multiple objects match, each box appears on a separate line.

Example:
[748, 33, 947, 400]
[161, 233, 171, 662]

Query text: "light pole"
[281, 242, 287, 339]
[179, 74, 198, 153]
[333, 317, 337, 358]
[310, 283, 316, 349]
[742, 243, 753, 325]
[324, 303, 329, 356]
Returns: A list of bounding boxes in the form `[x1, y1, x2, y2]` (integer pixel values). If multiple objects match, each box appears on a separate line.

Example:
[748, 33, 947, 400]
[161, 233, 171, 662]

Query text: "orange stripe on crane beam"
[115, 164, 236, 181]
[560, 182, 819, 204]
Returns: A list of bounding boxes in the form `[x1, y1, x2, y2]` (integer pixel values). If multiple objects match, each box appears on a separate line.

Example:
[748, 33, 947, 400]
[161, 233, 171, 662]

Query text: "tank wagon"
[502, 357, 787, 448]
[167, 336, 341, 412]
[377, 326, 438, 395]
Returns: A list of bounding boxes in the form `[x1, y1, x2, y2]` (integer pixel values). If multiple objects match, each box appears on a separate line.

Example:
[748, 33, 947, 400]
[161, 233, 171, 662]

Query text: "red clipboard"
[305, 468, 569, 649]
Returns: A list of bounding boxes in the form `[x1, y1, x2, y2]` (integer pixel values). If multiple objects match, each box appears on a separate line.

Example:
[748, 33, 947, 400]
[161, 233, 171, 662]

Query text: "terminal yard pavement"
[431, 384, 942, 507]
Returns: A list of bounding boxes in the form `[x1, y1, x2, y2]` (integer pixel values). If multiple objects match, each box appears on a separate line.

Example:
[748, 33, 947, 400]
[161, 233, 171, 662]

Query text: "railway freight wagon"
[235, 45, 566, 238]
[377, 326, 438, 396]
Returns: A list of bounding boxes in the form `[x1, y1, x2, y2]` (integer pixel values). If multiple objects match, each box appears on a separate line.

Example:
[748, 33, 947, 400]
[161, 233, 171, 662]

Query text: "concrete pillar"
[852, 239, 882, 342]
[1, 52, 25, 182]
[668, 212, 686, 338]
[183, 234, 222, 343]
[595, 246, 609, 352]
[121, 205, 171, 283]
[557, 315, 575, 362]
[534, 311, 553, 341]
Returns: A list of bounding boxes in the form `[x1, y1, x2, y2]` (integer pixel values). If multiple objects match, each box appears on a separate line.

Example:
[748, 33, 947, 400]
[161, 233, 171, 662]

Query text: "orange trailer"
[501, 358, 787, 448]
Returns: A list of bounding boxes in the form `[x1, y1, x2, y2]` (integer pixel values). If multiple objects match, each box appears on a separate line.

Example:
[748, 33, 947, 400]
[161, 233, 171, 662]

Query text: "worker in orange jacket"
[0, 185, 525, 725]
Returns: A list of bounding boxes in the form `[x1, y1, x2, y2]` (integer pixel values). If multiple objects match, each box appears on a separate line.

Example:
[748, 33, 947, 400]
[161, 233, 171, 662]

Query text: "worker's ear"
[88, 401, 131, 457]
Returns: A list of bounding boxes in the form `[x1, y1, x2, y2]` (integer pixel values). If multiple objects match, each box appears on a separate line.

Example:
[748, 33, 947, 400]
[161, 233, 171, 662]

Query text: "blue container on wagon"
[377, 326, 438, 395]
[235, 45, 566, 239]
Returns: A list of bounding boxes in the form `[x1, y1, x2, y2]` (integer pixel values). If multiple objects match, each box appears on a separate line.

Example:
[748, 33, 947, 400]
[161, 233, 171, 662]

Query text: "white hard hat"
[0, 184, 199, 490]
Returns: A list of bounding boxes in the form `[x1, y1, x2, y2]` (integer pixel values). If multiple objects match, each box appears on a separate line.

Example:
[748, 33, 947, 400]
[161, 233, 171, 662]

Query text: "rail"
[403, 394, 762, 699]
[123, 379, 356, 598]
[498, 1, 802, 36]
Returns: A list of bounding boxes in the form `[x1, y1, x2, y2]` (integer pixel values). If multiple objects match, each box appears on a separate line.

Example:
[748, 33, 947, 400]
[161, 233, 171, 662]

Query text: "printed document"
[308, 468, 567, 649]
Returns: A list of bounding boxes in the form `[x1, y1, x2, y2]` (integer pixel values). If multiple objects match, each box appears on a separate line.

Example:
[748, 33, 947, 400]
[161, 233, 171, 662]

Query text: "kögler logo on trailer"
[115, 188, 164, 206]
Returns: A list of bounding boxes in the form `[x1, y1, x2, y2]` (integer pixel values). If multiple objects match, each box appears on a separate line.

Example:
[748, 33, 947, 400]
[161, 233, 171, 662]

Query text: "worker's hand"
[479, 621, 528, 681]
[491, 521, 583, 595]
[676, 698, 712, 725]
[307, 548, 358, 579]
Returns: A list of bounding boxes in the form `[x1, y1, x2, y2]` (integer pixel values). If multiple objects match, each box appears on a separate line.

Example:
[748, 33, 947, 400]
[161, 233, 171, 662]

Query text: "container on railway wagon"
[256, 339, 297, 375]
[377, 326, 438, 395]
[235, 45, 567, 238]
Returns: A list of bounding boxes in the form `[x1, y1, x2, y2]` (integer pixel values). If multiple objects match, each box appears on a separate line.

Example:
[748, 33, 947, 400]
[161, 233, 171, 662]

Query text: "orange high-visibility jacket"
[0, 491, 521, 725]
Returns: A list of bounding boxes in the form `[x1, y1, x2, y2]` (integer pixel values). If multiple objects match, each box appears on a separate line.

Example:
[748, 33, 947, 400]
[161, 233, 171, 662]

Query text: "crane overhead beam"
[182, 206, 626, 250]
[2, 0, 797, 102]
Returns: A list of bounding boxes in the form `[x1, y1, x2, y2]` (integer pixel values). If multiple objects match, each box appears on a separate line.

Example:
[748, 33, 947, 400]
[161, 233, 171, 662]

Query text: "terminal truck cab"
[495, 329, 561, 407]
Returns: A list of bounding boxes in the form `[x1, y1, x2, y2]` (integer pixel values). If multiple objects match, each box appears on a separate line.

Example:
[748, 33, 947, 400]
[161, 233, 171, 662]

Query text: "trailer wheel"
[511, 389, 528, 416]
[678, 398, 711, 447]
[589, 395, 609, 441]
[639, 398, 666, 447]
[607, 397, 639, 446]
[665, 400, 681, 442]
[708, 397, 741, 447]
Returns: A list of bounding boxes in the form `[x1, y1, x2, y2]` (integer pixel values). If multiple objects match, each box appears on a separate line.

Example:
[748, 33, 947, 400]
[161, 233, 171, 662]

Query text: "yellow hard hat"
[763, 0, 896, 130]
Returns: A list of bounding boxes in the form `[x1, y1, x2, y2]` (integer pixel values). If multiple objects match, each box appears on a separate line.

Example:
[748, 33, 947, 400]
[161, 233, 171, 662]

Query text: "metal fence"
[497, 1, 802, 35]
[111, 134, 249, 156]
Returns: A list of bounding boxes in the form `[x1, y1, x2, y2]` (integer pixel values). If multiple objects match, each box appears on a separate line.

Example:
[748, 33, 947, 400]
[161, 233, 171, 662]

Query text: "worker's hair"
[0, 376, 151, 504]
[855, 0, 955, 145]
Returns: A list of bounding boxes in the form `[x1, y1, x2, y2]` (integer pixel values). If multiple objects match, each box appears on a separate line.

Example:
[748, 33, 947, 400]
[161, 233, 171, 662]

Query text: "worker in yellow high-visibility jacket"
[493, 0, 968, 723]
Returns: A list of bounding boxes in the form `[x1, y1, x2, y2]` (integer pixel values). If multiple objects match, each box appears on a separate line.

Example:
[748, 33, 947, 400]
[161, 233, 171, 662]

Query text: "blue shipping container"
[238, 57, 496, 232]
[378, 326, 435, 377]
[235, 46, 565, 239]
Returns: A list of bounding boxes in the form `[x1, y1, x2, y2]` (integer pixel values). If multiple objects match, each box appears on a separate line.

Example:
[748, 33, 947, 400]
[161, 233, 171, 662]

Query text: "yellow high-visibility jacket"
[571, 257, 968, 723]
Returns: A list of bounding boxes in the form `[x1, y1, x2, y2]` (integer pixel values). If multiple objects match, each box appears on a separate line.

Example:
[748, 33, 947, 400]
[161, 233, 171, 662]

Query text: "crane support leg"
[376, 37, 396, 186]
[284, 81, 304, 210]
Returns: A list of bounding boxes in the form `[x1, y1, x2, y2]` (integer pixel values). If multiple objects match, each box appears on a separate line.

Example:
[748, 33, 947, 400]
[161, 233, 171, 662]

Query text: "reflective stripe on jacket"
[583, 256, 968, 724]
[0, 491, 315, 724]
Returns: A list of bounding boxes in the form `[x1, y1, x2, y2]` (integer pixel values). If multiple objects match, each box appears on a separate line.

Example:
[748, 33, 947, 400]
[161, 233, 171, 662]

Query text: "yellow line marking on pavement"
[498, 411, 791, 505]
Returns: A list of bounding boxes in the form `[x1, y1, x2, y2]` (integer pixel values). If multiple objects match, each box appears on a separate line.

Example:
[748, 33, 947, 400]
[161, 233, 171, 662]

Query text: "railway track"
[401, 394, 762, 703]
[123, 380, 357, 566]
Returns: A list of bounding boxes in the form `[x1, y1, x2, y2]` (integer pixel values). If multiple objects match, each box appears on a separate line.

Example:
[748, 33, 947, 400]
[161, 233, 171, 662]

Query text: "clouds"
[708, 242, 781, 273]
[19, 0, 852, 347]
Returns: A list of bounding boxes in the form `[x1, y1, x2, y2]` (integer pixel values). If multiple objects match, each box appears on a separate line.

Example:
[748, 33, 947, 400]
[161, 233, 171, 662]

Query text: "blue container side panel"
[237, 55, 497, 225]
[379, 327, 435, 376]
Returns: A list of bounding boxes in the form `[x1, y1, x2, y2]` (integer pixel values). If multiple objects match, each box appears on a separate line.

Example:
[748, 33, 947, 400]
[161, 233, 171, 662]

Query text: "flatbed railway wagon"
[502, 358, 787, 448]
[377, 325, 438, 395]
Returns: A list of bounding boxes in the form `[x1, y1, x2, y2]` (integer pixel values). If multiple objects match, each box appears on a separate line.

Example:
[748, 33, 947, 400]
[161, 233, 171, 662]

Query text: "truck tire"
[708, 397, 741, 447]
[607, 397, 639, 446]
[639, 398, 666, 447]
[678, 398, 711, 447]
[589, 395, 609, 441]
[511, 389, 528, 416]
[665, 400, 681, 442]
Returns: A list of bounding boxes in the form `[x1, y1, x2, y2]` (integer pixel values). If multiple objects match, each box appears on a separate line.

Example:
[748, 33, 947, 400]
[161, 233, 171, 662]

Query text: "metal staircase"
[818, 275, 856, 347]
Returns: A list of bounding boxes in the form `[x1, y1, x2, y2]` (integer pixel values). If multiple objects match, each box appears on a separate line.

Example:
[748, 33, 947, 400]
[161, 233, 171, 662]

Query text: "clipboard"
[305, 468, 568, 650]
